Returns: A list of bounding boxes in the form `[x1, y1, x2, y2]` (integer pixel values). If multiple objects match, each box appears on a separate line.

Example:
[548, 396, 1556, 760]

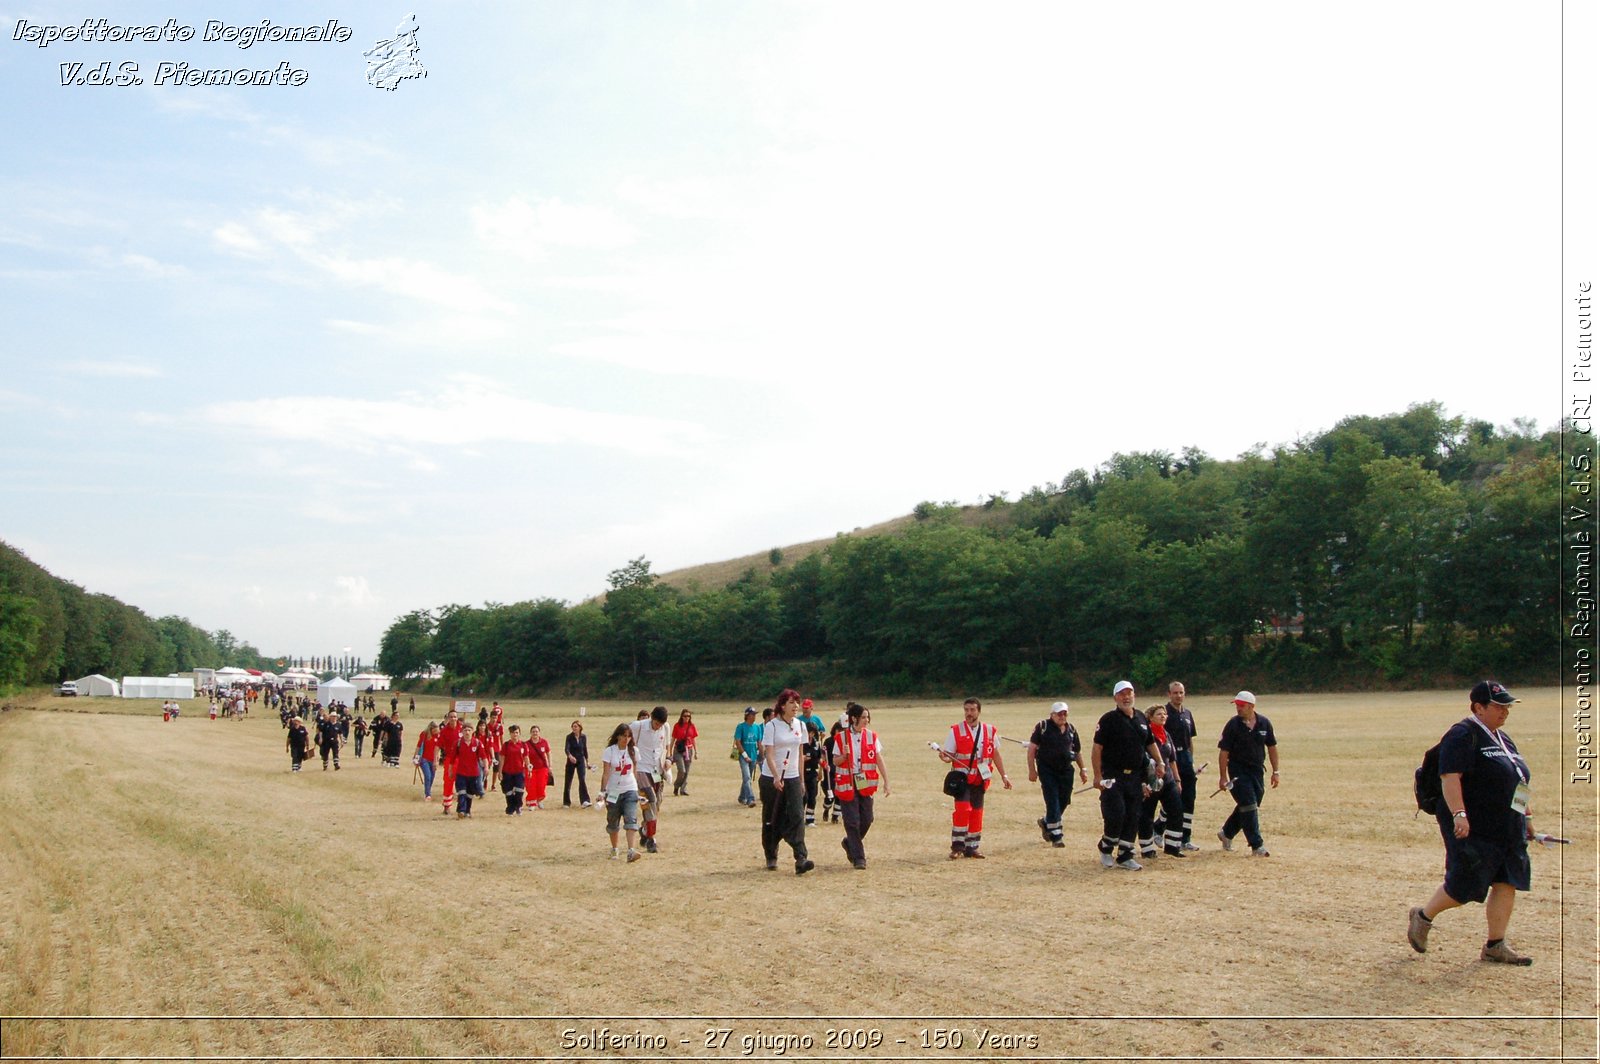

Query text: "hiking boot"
[1164, 846, 1187, 858]
[1038, 817, 1050, 842]
[1141, 849, 1158, 861]
[644, 838, 659, 854]
[1051, 840, 1065, 848]
[1100, 851, 1115, 868]
[1481, 941, 1532, 966]
[795, 859, 815, 875]
[852, 859, 867, 870]
[949, 849, 964, 860]
[964, 850, 985, 859]
[765, 858, 778, 871]
[626, 849, 642, 863]
[1407, 907, 1431, 953]
[1217, 830, 1233, 851]
[1115, 856, 1143, 871]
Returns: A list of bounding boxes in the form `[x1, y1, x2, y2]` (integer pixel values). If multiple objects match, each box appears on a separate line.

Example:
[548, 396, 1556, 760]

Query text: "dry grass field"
[0, 687, 1593, 1063]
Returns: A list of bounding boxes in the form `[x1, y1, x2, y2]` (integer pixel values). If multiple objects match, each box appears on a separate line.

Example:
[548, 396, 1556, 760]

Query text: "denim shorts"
[605, 790, 640, 833]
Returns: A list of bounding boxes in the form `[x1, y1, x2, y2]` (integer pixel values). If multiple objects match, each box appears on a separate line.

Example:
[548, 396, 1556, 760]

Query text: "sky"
[0, 2, 1587, 662]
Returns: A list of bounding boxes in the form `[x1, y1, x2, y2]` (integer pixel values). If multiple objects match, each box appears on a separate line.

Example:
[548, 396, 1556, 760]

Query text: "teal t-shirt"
[733, 721, 762, 762]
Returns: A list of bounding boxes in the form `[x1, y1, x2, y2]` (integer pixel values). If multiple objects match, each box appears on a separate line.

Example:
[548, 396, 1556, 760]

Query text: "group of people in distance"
[269, 677, 1543, 967]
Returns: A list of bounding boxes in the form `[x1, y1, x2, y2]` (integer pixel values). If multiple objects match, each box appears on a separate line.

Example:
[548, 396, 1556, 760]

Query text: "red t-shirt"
[501, 739, 530, 775]
[416, 731, 440, 761]
[439, 720, 463, 757]
[455, 735, 482, 776]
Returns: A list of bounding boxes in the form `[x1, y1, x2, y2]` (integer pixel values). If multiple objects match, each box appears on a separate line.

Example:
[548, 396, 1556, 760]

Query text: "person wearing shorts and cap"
[1216, 691, 1278, 856]
[1408, 681, 1536, 965]
[1027, 701, 1087, 848]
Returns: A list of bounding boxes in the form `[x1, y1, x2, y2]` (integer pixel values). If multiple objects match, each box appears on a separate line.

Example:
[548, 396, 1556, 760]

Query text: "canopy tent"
[349, 672, 391, 691]
[122, 676, 195, 700]
[214, 667, 252, 686]
[318, 677, 358, 707]
[281, 669, 318, 688]
[72, 674, 120, 698]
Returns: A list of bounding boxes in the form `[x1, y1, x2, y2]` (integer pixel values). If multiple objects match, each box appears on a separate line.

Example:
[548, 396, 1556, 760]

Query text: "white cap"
[1233, 690, 1256, 705]
[1049, 701, 1070, 715]
[1112, 680, 1134, 696]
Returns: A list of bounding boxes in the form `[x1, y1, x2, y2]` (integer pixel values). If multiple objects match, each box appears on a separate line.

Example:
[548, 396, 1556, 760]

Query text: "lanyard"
[1470, 716, 1528, 783]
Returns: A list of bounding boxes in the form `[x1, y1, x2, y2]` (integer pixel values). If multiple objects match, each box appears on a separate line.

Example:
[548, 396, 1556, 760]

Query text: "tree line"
[377, 404, 1565, 697]
[0, 541, 274, 692]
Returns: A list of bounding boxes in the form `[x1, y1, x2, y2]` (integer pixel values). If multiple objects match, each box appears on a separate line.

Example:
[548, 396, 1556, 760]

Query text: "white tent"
[122, 676, 195, 699]
[318, 676, 358, 706]
[215, 666, 251, 686]
[281, 669, 318, 688]
[349, 672, 391, 691]
[72, 673, 120, 698]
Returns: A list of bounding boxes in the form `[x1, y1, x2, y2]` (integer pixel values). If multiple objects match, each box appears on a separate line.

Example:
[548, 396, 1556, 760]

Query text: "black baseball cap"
[1470, 680, 1517, 706]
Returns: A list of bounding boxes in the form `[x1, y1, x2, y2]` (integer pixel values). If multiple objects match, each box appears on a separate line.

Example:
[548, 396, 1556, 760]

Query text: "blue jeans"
[738, 757, 756, 804]
[419, 758, 435, 798]
[1221, 767, 1266, 849]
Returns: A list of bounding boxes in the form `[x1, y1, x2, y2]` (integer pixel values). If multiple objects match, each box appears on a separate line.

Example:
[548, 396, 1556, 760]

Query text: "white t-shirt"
[760, 716, 805, 779]
[601, 744, 638, 800]
[629, 719, 669, 774]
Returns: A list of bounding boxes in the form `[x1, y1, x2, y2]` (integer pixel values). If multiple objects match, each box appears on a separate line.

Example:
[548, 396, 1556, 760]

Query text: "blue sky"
[0, 2, 1578, 661]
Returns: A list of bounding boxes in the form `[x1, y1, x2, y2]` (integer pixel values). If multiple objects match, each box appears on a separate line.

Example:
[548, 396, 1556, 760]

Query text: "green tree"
[378, 609, 435, 679]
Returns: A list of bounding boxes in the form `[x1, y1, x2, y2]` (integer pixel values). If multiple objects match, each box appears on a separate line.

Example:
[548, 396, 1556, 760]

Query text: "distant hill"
[648, 505, 1005, 593]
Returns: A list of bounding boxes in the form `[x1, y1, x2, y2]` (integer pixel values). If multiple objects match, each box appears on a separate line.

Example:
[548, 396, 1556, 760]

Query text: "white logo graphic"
[364, 13, 426, 91]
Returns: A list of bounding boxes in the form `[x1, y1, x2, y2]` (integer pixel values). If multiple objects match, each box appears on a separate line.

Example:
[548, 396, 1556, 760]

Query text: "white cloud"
[61, 360, 163, 378]
[200, 376, 716, 458]
[472, 195, 635, 260]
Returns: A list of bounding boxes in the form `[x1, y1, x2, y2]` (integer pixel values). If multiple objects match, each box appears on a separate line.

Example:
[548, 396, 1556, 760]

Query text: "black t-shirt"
[1029, 719, 1081, 773]
[1094, 708, 1152, 774]
[1164, 703, 1197, 755]
[1218, 713, 1276, 771]
[1437, 718, 1530, 844]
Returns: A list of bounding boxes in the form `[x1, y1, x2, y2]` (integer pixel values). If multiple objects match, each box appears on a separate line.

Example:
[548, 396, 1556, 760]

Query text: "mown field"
[0, 687, 1593, 1063]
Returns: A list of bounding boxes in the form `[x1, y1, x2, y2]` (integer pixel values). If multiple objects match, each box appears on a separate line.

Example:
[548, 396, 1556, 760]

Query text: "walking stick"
[1208, 780, 1234, 799]
[1532, 833, 1571, 846]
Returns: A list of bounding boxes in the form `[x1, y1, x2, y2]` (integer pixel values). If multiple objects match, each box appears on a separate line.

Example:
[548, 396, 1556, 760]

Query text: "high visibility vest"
[832, 729, 880, 800]
[950, 722, 996, 783]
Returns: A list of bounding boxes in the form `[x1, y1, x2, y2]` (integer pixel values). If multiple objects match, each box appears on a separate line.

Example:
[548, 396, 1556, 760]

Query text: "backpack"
[1414, 741, 1443, 815]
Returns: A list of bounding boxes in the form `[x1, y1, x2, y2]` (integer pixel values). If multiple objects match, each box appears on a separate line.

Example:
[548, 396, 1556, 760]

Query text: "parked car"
[55, 681, 78, 697]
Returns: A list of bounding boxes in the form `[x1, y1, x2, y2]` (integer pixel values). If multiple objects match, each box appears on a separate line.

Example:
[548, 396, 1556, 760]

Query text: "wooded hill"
[378, 403, 1567, 699]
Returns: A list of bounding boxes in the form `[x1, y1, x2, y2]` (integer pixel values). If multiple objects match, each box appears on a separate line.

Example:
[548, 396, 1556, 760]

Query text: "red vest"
[950, 722, 995, 783]
[832, 729, 880, 800]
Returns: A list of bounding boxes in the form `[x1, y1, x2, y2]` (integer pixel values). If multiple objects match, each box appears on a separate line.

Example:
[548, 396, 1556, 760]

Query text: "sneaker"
[1038, 817, 1050, 842]
[964, 850, 985, 859]
[644, 838, 659, 854]
[805, 814, 816, 826]
[949, 850, 965, 861]
[581, 801, 591, 808]
[1051, 840, 1066, 848]
[1141, 849, 1158, 861]
[852, 860, 867, 870]
[1100, 851, 1115, 868]
[609, 848, 620, 861]
[1217, 830, 1233, 852]
[765, 858, 778, 871]
[1251, 846, 1270, 857]
[626, 849, 642, 863]
[795, 859, 815, 875]
[1115, 856, 1143, 871]
[1164, 846, 1187, 858]
[1407, 907, 1431, 953]
[1182, 841, 1201, 852]
[1481, 941, 1532, 965]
